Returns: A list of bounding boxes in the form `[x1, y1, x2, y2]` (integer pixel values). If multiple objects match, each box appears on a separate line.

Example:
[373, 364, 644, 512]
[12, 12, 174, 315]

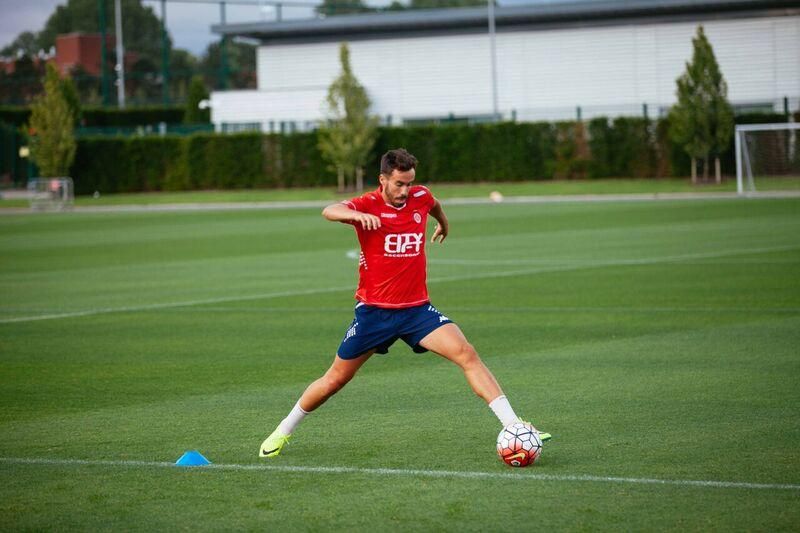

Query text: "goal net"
[27, 178, 74, 211]
[735, 123, 800, 194]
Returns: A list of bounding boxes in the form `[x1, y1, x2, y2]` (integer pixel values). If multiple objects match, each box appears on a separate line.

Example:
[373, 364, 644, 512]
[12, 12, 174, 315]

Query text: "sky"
[0, 0, 316, 56]
[0, 0, 565, 56]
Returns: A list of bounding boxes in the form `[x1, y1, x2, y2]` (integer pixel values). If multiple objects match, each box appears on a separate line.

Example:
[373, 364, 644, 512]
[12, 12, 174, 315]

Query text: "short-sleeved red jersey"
[341, 185, 436, 308]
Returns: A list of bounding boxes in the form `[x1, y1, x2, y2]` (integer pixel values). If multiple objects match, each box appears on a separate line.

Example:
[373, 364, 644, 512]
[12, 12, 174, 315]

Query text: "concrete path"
[1, 190, 799, 215]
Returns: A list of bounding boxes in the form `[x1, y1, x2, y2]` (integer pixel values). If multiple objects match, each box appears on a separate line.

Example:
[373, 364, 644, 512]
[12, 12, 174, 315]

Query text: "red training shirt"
[341, 185, 436, 309]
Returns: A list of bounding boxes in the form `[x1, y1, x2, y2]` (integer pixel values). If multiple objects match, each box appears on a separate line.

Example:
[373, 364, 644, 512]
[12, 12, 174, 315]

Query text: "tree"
[27, 63, 76, 177]
[315, 0, 374, 16]
[0, 32, 41, 57]
[668, 25, 734, 183]
[60, 73, 82, 126]
[184, 76, 210, 124]
[201, 40, 256, 90]
[37, 0, 169, 68]
[318, 43, 379, 192]
[7, 55, 45, 104]
[68, 64, 102, 105]
[170, 49, 199, 100]
[410, 0, 487, 8]
[384, 1, 407, 11]
[0, 0, 201, 105]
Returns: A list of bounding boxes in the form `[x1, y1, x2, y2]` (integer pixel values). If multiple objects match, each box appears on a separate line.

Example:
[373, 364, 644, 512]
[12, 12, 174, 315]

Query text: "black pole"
[98, 0, 110, 106]
[219, 1, 228, 90]
[161, 0, 170, 104]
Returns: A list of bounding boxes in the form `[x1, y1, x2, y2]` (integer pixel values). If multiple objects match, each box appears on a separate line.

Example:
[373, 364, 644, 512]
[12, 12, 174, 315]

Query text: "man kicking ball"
[260, 148, 550, 457]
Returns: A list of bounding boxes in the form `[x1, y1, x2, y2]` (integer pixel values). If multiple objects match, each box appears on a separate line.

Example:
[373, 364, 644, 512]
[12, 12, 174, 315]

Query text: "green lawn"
[1, 197, 799, 530]
[1, 176, 799, 209]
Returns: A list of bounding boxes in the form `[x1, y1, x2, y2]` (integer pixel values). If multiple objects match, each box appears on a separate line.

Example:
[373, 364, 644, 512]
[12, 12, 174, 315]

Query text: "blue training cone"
[175, 450, 212, 467]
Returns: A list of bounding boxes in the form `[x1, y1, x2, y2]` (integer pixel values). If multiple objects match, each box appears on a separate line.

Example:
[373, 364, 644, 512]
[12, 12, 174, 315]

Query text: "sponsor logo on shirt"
[380, 212, 398, 218]
[384, 232, 424, 256]
[413, 190, 427, 197]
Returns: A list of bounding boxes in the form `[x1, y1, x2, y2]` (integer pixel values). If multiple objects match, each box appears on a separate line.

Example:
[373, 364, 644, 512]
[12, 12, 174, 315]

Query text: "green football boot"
[521, 420, 552, 442]
[259, 428, 291, 458]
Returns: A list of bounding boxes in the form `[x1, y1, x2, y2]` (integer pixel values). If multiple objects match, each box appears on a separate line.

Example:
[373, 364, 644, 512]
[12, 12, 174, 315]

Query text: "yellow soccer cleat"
[259, 428, 291, 458]
[521, 420, 552, 442]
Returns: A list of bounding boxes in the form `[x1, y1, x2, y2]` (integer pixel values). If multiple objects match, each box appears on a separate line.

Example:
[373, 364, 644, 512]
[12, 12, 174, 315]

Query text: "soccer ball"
[489, 191, 504, 203]
[496, 422, 542, 467]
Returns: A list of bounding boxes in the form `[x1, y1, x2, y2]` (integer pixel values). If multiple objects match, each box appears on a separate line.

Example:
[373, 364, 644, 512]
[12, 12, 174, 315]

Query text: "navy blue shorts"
[336, 302, 454, 360]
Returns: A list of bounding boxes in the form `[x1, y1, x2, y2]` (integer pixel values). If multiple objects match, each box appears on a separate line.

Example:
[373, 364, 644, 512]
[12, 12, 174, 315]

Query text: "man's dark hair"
[380, 148, 417, 176]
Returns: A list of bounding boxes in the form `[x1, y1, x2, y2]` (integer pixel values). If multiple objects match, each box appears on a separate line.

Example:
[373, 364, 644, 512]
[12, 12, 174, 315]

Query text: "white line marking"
[1, 457, 798, 491]
[0, 285, 353, 324]
[2, 244, 798, 324]
[48, 305, 795, 314]
[2, 190, 798, 216]
[425, 244, 800, 286]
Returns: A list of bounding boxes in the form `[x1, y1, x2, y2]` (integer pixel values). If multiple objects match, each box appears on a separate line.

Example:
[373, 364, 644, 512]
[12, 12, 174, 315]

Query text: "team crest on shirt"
[413, 212, 422, 223]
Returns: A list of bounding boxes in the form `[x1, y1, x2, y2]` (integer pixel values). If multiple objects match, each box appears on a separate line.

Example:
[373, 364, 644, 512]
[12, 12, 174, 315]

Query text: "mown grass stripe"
[1, 457, 798, 491]
[1, 243, 797, 324]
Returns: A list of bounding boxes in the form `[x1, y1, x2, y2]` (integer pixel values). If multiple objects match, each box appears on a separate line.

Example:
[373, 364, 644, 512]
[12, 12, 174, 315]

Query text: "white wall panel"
[214, 14, 800, 126]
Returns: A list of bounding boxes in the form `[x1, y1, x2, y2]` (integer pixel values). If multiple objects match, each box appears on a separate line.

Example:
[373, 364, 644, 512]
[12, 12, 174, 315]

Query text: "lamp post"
[114, 0, 126, 108]
[488, 0, 499, 121]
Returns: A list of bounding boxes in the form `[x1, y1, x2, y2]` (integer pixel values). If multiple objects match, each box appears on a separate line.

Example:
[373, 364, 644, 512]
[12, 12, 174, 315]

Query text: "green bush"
[72, 136, 183, 194]
[375, 121, 557, 183]
[69, 113, 798, 193]
[588, 117, 655, 178]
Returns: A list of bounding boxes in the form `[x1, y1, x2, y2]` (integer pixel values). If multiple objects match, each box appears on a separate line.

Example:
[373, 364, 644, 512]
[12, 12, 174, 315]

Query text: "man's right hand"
[352, 212, 381, 230]
[322, 203, 381, 230]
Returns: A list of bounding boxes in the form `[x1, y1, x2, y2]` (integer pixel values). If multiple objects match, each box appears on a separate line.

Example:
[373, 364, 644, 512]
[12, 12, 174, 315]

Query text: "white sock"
[277, 401, 308, 435]
[488, 395, 520, 427]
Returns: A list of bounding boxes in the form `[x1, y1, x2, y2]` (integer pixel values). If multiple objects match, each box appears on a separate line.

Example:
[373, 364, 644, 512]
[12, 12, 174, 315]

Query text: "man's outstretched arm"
[322, 203, 381, 230]
[430, 199, 449, 243]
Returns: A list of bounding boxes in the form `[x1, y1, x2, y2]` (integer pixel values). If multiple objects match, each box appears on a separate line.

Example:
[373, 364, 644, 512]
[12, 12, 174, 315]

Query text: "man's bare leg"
[418, 323, 503, 403]
[260, 350, 374, 457]
[418, 323, 549, 440]
[298, 350, 374, 412]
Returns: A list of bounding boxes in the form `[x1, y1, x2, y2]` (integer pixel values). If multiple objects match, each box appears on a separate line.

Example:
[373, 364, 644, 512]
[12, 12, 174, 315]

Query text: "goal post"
[735, 123, 800, 195]
[27, 177, 74, 211]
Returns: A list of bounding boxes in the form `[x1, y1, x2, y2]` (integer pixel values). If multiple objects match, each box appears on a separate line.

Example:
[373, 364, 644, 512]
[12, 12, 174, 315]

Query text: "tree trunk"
[691, 157, 697, 184]
[703, 156, 709, 181]
[337, 166, 344, 193]
[715, 157, 721, 184]
[355, 166, 364, 192]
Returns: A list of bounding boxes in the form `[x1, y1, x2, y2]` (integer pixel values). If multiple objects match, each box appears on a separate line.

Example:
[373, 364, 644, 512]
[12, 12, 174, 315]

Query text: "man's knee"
[456, 342, 481, 369]
[324, 368, 353, 394]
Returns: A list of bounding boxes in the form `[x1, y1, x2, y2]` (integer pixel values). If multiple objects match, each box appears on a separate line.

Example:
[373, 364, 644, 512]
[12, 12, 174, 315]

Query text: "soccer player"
[259, 148, 550, 457]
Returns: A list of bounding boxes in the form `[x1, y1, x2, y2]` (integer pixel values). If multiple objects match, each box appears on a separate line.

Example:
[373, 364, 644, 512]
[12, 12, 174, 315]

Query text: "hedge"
[67, 113, 796, 194]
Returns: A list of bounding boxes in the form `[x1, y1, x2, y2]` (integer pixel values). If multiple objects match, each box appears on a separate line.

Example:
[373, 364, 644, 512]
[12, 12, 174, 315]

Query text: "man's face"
[379, 168, 416, 207]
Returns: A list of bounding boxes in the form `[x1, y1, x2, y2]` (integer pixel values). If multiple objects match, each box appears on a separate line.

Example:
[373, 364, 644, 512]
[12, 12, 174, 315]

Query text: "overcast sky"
[0, 0, 559, 56]
[0, 0, 316, 56]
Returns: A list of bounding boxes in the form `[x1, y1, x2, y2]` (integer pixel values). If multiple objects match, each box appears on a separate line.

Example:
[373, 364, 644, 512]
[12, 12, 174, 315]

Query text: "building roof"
[212, 0, 800, 44]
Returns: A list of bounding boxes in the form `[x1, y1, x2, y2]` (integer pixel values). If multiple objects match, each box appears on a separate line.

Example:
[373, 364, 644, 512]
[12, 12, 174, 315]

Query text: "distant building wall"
[211, 14, 800, 130]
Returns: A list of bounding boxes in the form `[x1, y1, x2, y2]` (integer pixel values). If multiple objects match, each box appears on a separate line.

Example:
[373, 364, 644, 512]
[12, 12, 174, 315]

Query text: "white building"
[210, 0, 800, 132]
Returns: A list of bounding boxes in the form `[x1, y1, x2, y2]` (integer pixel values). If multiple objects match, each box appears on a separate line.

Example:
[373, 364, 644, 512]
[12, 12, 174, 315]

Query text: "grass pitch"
[1, 197, 799, 530]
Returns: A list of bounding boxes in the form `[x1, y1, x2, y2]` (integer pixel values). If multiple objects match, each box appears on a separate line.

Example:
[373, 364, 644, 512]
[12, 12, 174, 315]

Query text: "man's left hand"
[431, 223, 448, 244]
